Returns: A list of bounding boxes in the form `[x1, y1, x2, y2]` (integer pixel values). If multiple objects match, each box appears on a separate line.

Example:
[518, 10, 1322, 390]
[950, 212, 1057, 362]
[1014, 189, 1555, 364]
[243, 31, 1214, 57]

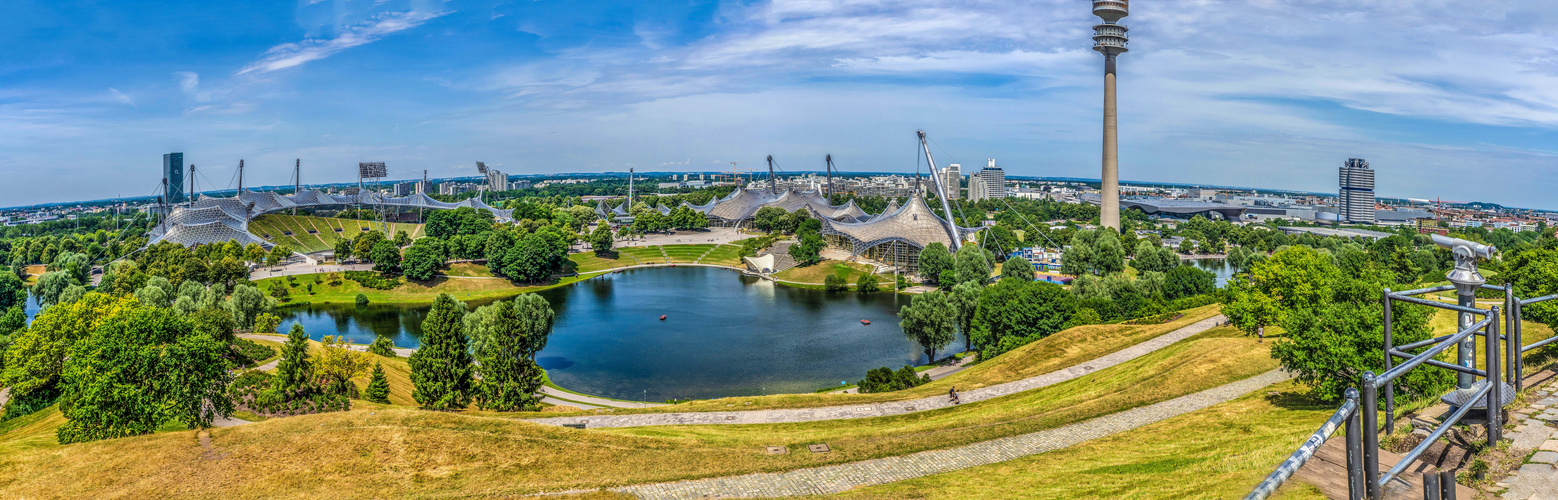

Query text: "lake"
[276, 266, 937, 401]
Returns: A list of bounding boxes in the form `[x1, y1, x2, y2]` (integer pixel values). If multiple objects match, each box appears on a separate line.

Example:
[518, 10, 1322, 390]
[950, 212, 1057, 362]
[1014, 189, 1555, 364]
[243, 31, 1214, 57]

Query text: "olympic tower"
[1093, 0, 1128, 231]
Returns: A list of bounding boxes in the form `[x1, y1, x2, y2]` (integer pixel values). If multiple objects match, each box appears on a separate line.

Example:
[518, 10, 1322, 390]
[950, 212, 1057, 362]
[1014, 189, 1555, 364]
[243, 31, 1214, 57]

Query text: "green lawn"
[616, 246, 665, 264]
[249, 215, 423, 254]
[698, 244, 744, 267]
[774, 259, 886, 285]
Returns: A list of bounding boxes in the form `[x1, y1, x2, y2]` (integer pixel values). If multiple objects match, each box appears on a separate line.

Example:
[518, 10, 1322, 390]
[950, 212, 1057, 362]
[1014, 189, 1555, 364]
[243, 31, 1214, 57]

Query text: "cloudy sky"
[1, 0, 1556, 208]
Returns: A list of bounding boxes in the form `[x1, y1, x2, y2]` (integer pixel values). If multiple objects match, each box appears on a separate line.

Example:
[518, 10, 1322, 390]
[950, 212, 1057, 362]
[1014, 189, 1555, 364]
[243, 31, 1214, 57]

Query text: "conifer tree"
[272, 323, 312, 392]
[408, 294, 473, 410]
[364, 363, 391, 404]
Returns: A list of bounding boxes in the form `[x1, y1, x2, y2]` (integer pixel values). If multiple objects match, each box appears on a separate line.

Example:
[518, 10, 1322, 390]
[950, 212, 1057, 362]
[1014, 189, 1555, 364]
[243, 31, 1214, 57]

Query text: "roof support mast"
[917, 130, 962, 251]
[825, 154, 834, 200]
[766, 155, 777, 194]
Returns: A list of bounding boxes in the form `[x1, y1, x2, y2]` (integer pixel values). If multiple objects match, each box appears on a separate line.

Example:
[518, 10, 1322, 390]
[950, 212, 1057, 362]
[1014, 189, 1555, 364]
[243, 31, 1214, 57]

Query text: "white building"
[486, 170, 510, 192]
[966, 158, 1006, 201]
[940, 163, 962, 200]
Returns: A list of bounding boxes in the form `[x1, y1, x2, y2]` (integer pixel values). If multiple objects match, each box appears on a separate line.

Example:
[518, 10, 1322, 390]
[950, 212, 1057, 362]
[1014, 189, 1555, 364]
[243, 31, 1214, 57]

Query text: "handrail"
[1392, 332, 1459, 352]
[1521, 293, 1558, 306]
[1244, 390, 1359, 500]
[1393, 284, 1455, 296]
[1385, 352, 1485, 378]
[1378, 382, 1489, 486]
[1522, 332, 1558, 353]
[1376, 317, 1489, 386]
[1386, 294, 1489, 315]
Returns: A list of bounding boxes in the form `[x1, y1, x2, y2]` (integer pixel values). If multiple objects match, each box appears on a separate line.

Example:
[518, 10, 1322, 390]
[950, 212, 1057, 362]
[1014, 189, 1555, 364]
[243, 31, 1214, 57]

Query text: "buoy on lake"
[660, 315, 667, 321]
[860, 319, 871, 325]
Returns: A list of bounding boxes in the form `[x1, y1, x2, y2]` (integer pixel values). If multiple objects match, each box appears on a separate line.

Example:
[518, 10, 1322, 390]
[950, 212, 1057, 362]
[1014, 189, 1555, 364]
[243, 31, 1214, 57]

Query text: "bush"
[355, 293, 370, 307]
[252, 313, 281, 334]
[823, 274, 849, 292]
[856, 273, 879, 293]
[229, 339, 277, 368]
[228, 370, 351, 418]
[345, 271, 401, 290]
[858, 365, 930, 393]
[368, 336, 397, 357]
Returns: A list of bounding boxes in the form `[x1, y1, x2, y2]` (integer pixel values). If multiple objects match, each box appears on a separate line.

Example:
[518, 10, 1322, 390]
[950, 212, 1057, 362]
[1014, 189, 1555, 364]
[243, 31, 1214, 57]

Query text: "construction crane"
[727, 161, 746, 186]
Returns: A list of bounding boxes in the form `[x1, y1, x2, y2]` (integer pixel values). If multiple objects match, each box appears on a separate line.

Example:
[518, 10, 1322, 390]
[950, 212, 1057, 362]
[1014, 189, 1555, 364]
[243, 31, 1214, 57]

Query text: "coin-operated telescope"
[1431, 234, 1500, 407]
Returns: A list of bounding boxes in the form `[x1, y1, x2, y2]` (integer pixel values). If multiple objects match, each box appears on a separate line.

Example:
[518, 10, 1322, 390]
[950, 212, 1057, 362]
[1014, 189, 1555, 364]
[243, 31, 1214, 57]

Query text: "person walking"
[949, 386, 960, 405]
[1258, 325, 1264, 344]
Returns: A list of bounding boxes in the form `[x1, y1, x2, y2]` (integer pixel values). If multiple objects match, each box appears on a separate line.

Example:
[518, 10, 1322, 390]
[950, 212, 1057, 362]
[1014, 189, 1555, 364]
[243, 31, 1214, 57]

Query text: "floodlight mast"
[917, 130, 963, 251]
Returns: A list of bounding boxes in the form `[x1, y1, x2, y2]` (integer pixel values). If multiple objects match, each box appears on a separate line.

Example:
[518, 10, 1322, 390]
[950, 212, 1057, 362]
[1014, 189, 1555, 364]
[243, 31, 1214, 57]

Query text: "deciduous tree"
[898, 291, 957, 362]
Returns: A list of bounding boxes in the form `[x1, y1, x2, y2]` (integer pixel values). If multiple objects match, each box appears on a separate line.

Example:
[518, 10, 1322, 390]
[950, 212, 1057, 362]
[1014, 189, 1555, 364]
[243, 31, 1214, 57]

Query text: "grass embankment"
[826, 379, 1332, 500]
[545, 304, 1222, 415]
[699, 244, 744, 267]
[440, 262, 495, 278]
[773, 259, 888, 287]
[255, 270, 606, 307]
[249, 214, 424, 254]
[0, 318, 1277, 498]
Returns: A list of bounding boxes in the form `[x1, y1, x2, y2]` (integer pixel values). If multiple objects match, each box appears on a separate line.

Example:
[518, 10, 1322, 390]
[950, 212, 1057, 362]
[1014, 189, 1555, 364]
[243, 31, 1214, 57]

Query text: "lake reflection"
[278, 266, 932, 401]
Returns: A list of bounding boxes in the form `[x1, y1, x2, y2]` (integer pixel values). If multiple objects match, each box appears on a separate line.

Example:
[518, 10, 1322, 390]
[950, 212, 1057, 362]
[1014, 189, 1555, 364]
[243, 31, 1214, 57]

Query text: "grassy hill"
[0, 304, 1307, 499]
[248, 214, 423, 254]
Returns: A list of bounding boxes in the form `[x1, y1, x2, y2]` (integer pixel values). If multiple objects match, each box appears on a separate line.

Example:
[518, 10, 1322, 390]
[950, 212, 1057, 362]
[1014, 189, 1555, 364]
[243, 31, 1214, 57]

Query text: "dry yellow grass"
[0, 318, 1274, 498]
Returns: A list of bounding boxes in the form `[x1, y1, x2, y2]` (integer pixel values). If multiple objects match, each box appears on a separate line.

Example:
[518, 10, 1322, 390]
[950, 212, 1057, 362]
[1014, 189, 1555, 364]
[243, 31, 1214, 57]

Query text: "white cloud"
[107, 88, 134, 106]
[236, 9, 449, 75]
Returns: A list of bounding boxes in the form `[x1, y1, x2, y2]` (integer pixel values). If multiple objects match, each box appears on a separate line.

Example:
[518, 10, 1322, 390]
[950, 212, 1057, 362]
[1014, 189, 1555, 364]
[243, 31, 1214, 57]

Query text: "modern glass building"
[163, 152, 185, 204]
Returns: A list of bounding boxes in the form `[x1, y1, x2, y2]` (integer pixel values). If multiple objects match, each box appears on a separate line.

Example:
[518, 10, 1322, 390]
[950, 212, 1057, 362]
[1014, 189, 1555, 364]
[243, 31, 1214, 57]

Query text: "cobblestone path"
[611, 369, 1293, 499]
[527, 315, 1227, 429]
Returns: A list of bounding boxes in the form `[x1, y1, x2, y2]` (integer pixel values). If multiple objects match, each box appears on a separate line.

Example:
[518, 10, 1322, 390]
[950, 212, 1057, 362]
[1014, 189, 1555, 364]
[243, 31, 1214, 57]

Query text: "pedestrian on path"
[949, 386, 960, 405]
[1258, 325, 1264, 343]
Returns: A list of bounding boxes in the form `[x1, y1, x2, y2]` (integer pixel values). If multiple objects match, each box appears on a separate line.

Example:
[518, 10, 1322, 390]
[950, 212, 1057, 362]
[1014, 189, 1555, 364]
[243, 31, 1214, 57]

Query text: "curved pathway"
[527, 315, 1227, 429]
[611, 369, 1293, 500]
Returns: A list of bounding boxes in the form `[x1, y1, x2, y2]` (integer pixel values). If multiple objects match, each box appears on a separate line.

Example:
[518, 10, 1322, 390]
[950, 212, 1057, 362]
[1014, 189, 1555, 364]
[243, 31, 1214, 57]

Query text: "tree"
[369, 336, 396, 357]
[364, 364, 391, 404]
[752, 207, 788, 233]
[354, 231, 386, 260]
[136, 284, 169, 308]
[918, 242, 953, 284]
[355, 293, 370, 306]
[243, 243, 267, 265]
[31, 271, 78, 308]
[370, 240, 401, 273]
[1162, 264, 1216, 301]
[970, 279, 1076, 360]
[949, 281, 981, 351]
[58, 285, 87, 305]
[315, 335, 373, 396]
[190, 306, 236, 343]
[898, 291, 957, 362]
[272, 323, 313, 393]
[1178, 238, 1195, 255]
[589, 223, 614, 254]
[1000, 256, 1035, 281]
[0, 269, 24, 311]
[1, 293, 135, 420]
[229, 284, 268, 329]
[401, 241, 443, 281]
[253, 313, 281, 334]
[954, 245, 992, 285]
[266, 245, 291, 267]
[333, 237, 354, 261]
[823, 274, 848, 291]
[1091, 230, 1126, 274]
[55, 306, 232, 444]
[0, 305, 25, 336]
[501, 233, 556, 283]
[52, 251, 91, 285]
[473, 294, 554, 411]
[855, 273, 879, 293]
[394, 230, 412, 247]
[409, 294, 473, 410]
[789, 232, 825, 266]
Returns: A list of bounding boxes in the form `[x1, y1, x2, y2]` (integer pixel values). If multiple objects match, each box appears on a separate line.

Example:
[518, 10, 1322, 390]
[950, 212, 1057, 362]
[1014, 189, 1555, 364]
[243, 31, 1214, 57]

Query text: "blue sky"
[2, 0, 1557, 209]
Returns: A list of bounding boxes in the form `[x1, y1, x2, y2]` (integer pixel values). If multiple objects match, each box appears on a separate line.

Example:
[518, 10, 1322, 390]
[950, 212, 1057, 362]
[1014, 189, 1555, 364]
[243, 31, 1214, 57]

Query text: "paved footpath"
[1499, 381, 1558, 500]
[527, 315, 1226, 429]
[610, 369, 1293, 500]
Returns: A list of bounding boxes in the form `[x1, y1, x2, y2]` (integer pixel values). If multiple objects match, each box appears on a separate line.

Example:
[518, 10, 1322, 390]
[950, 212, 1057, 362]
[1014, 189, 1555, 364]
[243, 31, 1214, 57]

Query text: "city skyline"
[2, 1, 1557, 209]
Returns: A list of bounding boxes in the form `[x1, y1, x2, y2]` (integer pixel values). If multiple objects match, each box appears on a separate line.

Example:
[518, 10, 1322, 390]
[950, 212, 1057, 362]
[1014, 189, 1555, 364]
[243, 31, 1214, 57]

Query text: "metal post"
[1505, 285, 1515, 384]
[1515, 299, 1524, 391]
[1382, 289, 1394, 435]
[1441, 469, 1457, 500]
[1361, 371, 1379, 499]
[1345, 388, 1364, 500]
[1486, 306, 1502, 446]
[1422, 471, 1440, 500]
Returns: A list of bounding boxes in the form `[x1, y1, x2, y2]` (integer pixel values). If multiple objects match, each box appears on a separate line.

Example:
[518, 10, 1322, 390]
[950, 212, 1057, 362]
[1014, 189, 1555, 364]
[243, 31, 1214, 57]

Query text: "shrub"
[858, 365, 930, 393]
[229, 339, 277, 368]
[365, 364, 391, 404]
[355, 293, 370, 307]
[252, 313, 281, 334]
[344, 271, 401, 290]
[823, 274, 849, 292]
[368, 336, 397, 357]
[856, 273, 879, 293]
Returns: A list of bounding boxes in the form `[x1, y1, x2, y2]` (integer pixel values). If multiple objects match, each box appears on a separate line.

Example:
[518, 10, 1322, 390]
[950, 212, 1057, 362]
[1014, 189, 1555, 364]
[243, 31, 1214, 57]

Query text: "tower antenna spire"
[1093, 0, 1128, 231]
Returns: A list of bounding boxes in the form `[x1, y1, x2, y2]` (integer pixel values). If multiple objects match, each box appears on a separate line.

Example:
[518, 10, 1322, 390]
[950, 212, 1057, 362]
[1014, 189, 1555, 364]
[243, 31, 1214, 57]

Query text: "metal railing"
[1247, 284, 1515, 500]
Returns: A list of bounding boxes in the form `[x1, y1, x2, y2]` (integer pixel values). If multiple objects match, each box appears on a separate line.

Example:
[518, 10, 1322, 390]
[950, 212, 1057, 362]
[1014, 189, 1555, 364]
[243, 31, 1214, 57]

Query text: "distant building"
[393, 182, 417, 197]
[415, 180, 431, 195]
[163, 152, 185, 204]
[486, 170, 510, 192]
[967, 159, 1006, 201]
[1339, 158, 1376, 224]
[940, 164, 962, 200]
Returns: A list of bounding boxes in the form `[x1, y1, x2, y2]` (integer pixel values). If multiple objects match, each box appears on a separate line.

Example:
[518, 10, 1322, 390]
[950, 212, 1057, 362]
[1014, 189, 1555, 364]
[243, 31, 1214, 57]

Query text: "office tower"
[967, 159, 1006, 202]
[163, 152, 185, 204]
[1339, 158, 1376, 224]
[486, 169, 509, 192]
[941, 164, 962, 200]
[1092, 0, 1129, 230]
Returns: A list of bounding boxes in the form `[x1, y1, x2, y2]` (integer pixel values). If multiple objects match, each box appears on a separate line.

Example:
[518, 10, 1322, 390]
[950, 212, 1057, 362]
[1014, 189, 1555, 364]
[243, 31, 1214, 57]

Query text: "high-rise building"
[941, 163, 962, 200]
[1092, 0, 1129, 231]
[393, 182, 417, 197]
[415, 180, 431, 195]
[967, 159, 1007, 202]
[163, 152, 185, 204]
[486, 169, 509, 192]
[1339, 158, 1375, 224]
